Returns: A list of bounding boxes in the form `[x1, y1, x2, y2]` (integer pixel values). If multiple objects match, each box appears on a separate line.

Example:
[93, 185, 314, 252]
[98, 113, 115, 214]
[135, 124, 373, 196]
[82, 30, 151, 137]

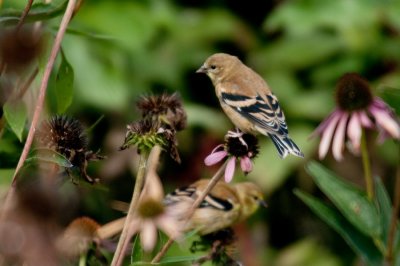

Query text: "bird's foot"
[227, 129, 248, 149]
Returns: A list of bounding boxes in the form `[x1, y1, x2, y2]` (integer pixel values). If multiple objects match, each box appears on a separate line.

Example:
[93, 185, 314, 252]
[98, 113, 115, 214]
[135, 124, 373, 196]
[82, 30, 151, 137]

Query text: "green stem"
[151, 160, 228, 264]
[360, 129, 374, 200]
[111, 150, 150, 266]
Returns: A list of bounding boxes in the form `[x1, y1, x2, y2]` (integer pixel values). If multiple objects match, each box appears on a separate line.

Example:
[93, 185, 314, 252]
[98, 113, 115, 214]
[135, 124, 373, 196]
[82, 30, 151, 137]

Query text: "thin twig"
[16, 0, 34, 32]
[386, 143, 400, 263]
[11, 0, 76, 183]
[111, 146, 162, 266]
[361, 130, 374, 200]
[1, 0, 77, 218]
[151, 160, 228, 263]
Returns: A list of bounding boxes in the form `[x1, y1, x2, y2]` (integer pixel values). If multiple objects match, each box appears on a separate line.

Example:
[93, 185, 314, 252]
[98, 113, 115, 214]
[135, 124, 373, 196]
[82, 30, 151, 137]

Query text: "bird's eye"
[210, 65, 217, 70]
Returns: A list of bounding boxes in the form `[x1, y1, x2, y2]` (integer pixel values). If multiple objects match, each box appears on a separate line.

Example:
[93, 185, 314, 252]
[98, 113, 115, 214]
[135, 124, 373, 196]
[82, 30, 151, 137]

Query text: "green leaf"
[158, 255, 204, 264]
[3, 99, 27, 142]
[306, 161, 381, 238]
[375, 177, 392, 252]
[26, 148, 73, 168]
[0, 1, 68, 24]
[131, 235, 144, 264]
[295, 189, 383, 265]
[55, 50, 74, 113]
[378, 86, 400, 115]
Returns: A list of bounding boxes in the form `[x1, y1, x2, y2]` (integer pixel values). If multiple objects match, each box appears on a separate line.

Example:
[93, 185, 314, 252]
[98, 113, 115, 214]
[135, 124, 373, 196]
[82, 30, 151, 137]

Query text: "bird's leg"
[227, 128, 248, 148]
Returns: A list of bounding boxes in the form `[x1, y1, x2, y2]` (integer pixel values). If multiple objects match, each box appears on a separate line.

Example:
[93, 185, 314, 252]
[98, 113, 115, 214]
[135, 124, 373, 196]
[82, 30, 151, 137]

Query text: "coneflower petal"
[140, 220, 157, 252]
[224, 157, 236, 183]
[240, 156, 253, 174]
[347, 113, 362, 153]
[204, 150, 228, 166]
[332, 112, 349, 161]
[318, 110, 342, 159]
[370, 107, 400, 139]
[358, 111, 373, 128]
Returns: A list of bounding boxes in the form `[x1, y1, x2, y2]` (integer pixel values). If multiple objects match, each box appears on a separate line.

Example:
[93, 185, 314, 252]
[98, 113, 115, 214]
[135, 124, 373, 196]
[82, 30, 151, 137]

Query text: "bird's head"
[234, 182, 266, 221]
[196, 53, 240, 83]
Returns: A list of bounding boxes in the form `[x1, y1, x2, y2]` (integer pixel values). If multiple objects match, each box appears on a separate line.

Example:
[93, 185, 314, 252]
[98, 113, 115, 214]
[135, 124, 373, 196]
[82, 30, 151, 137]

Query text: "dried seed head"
[36, 116, 103, 184]
[335, 73, 373, 111]
[226, 133, 259, 159]
[136, 93, 187, 131]
[36, 115, 88, 160]
[0, 26, 44, 72]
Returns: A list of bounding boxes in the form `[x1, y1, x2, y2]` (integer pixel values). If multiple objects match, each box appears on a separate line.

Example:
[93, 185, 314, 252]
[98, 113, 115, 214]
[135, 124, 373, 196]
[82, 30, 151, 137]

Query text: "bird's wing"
[164, 185, 234, 211]
[221, 91, 289, 135]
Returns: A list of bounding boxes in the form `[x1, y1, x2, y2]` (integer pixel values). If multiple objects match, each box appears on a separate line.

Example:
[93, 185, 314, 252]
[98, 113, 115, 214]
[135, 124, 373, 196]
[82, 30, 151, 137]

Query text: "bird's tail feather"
[268, 133, 304, 158]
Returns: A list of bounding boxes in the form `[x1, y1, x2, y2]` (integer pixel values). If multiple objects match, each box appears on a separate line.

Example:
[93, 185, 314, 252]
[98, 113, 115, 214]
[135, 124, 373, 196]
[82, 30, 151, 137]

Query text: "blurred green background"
[1, 0, 400, 265]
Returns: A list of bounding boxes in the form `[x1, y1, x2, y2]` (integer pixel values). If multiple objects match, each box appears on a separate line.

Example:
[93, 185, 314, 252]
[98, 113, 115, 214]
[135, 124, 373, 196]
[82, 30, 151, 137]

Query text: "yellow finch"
[197, 53, 303, 158]
[164, 179, 265, 235]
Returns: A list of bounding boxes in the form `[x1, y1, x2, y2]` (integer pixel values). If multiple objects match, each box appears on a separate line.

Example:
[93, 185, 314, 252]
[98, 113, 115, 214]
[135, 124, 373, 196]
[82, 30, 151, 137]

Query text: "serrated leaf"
[295, 189, 383, 265]
[3, 100, 27, 142]
[55, 50, 74, 113]
[306, 161, 381, 238]
[26, 148, 73, 168]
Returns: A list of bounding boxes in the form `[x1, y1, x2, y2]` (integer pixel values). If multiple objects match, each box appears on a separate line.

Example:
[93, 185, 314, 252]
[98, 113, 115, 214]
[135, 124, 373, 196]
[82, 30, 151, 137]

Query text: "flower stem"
[360, 129, 374, 200]
[111, 150, 150, 266]
[151, 160, 228, 263]
[386, 142, 400, 263]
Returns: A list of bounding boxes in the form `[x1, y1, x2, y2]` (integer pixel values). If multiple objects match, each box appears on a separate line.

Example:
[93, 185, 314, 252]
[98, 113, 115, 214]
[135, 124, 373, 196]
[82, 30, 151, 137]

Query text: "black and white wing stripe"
[164, 186, 234, 211]
[221, 92, 288, 136]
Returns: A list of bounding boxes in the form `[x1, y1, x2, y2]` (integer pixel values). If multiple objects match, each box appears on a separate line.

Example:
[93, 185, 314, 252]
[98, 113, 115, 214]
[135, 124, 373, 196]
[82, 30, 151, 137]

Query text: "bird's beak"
[259, 200, 268, 208]
[196, 65, 207, 74]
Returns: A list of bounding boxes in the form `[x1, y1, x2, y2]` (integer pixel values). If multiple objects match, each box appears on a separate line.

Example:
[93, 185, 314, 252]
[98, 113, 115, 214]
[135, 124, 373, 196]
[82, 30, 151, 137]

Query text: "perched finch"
[197, 53, 304, 158]
[164, 179, 265, 235]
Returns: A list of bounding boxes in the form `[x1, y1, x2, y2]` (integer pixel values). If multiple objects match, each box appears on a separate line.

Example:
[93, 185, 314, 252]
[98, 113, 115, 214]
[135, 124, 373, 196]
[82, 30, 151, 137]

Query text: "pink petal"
[370, 107, 400, 139]
[358, 111, 373, 128]
[157, 216, 182, 241]
[310, 109, 340, 138]
[140, 220, 157, 252]
[332, 112, 349, 161]
[347, 113, 361, 153]
[240, 156, 253, 174]
[204, 150, 228, 166]
[318, 110, 342, 159]
[224, 157, 236, 183]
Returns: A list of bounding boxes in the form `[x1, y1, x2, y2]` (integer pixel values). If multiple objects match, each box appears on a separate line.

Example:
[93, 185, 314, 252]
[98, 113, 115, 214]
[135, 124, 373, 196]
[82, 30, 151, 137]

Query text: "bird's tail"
[268, 133, 304, 158]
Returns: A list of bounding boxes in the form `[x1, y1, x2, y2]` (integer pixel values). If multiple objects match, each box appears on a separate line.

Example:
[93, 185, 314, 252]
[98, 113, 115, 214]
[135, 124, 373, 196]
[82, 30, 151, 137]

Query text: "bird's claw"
[227, 129, 248, 149]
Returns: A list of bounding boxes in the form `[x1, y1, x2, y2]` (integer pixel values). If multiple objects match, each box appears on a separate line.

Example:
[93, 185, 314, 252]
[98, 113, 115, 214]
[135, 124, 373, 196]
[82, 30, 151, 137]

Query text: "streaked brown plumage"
[164, 179, 265, 235]
[197, 53, 303, 158]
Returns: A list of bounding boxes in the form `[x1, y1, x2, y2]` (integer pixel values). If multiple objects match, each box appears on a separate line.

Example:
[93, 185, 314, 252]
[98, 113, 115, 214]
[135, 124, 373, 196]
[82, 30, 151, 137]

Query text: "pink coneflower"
[312, 73, 400, 161]
[205, 132, 259, 183]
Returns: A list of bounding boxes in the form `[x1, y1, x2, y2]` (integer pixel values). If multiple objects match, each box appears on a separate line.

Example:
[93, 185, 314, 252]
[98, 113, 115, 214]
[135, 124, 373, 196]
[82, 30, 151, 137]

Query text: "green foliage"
[306, 161, 381, 238]
[3, 99, 27, 142]
[55, 49, 74, 114]
[295, 189, 383, 265]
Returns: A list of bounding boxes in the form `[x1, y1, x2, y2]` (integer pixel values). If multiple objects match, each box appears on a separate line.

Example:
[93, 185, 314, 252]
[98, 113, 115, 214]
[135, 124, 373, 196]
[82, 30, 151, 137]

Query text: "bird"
[164, 179, 266, 235]
[196, 53, 304, 158]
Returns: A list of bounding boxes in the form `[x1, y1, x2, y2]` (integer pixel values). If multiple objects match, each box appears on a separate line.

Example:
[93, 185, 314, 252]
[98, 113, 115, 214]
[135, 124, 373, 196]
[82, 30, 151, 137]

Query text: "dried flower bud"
[0, 26, 44, 72]
[36, 116, 103, 183]
[58, 217, 100, 258]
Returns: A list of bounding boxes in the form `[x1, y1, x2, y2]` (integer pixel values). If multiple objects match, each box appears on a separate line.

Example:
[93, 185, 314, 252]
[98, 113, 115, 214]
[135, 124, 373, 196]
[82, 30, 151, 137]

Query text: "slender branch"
[16, 0, 34, 31]
[360, 129, 374, 200]
[151, 160, 228, 263]
[11, 0, 76, 183]
[0, 0, 76, 219]
[386, 143, 400, 262]
[111, 151, 150, 266]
